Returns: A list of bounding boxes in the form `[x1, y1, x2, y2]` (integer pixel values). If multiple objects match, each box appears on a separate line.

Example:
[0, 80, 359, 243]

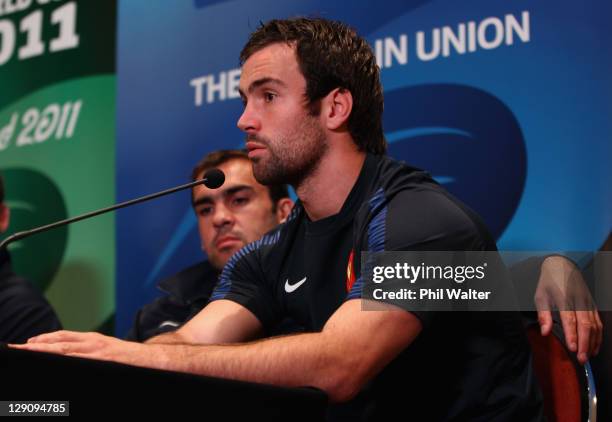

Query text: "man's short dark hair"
[191, 149, 289, 208]
[240, 17, 387, 155]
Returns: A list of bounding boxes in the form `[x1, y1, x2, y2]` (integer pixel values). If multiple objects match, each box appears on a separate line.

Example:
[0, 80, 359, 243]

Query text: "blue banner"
[116, 0, 612, 336]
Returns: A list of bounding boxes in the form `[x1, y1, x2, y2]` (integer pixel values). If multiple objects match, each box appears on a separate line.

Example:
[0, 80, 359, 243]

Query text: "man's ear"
[275, 198, 294, 223]
[322, 88, 353, 131]
[0, 204, 10, 233]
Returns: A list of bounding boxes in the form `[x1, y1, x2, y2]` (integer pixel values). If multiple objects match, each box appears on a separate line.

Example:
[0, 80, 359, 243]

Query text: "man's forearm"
[144, 302, 419, 403]
[149, 331, 354, 402]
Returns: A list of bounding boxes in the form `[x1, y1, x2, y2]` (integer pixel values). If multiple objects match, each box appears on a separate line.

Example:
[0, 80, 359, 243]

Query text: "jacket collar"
[157, 260, 219, 304]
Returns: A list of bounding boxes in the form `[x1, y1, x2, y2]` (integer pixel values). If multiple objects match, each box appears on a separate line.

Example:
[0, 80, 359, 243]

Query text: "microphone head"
[203, 168, 225, 189]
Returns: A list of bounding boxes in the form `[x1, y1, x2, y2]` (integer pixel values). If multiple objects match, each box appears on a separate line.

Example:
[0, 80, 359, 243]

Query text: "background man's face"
[237, 43, 327, 187]
[192, 158, 280, 270]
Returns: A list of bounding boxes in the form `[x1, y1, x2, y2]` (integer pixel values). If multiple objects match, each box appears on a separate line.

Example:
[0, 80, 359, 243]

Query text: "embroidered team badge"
[346, 249, 356, 292]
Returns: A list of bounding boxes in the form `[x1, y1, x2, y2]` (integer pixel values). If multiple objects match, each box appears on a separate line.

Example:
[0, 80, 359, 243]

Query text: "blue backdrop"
[116, 0, 612, 336]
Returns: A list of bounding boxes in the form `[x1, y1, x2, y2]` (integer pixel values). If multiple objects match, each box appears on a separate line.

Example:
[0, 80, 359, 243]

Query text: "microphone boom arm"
[0, 177, 212, 251]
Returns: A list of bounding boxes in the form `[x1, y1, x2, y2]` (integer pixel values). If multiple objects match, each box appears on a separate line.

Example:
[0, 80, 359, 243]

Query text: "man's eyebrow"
[192, 185, 254, 207]
[192, 196, 213, 207]
[225, 185, 254, 197]
[239, 77, 286, 97]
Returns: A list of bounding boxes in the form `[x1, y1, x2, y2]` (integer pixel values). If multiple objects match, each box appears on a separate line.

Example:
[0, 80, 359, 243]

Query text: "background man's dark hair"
[240, 17, 387, 155]
[191, 149, 290, 208]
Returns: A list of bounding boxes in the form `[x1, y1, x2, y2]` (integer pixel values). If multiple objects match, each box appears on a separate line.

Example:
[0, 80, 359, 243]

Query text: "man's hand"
[8, 331, 157, 368]
[535, 256, 603, 364]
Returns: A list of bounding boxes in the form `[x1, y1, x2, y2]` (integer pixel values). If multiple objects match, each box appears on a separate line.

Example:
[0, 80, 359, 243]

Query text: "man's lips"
[246, 141, 266, 157]
[245, 141, 265, 151]
[215, 235, 242, 249]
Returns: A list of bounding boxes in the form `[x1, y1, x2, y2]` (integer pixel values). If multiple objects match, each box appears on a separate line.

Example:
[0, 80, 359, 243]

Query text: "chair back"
[526, 324, 597, 422]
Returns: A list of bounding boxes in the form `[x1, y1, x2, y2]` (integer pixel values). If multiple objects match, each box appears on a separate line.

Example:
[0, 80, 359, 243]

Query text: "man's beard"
[249, 118, 327, 188]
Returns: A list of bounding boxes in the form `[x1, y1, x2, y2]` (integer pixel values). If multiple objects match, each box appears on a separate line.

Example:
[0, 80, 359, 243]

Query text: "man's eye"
[264, 92, 276, 102]
[232, 197, 249, 207]
[198, 206, 213, 216]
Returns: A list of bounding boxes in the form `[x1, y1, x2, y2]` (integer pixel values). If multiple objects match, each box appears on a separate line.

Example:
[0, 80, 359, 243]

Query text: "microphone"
[0, 168, 225, 250]
[199, 168, 224, 188]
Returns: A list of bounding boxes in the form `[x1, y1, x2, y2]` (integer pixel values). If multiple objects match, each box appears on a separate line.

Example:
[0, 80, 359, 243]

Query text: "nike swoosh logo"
[285, 277, 307, 293]
[159, 321, 180, 329]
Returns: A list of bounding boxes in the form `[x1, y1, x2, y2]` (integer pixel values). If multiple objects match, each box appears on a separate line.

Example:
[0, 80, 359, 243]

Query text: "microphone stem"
[0, 178, 207, 250]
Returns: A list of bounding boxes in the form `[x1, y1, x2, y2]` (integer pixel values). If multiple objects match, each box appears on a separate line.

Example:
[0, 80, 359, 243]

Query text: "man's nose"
[212, 203, 234, 228]
[237, 103, 260, 133]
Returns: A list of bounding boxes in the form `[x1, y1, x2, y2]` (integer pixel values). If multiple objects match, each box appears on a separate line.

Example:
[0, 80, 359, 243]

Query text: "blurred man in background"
[127, 149, 293, 341]
[0, 172, 62, 343]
